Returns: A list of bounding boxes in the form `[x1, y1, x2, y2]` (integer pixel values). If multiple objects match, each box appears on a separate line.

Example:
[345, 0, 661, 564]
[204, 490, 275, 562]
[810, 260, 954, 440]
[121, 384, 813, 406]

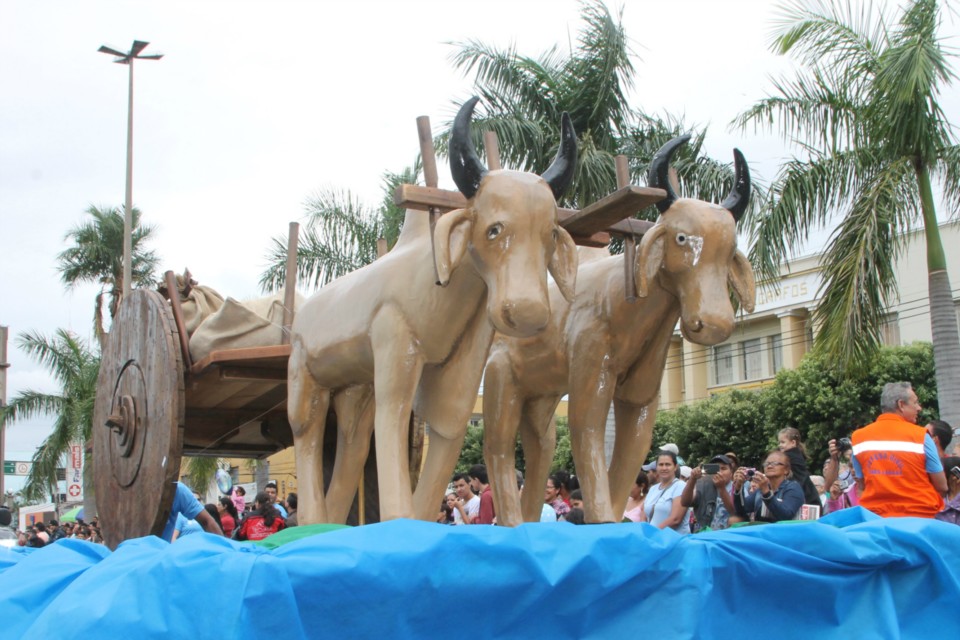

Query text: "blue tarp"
[2, 507, 959, 639]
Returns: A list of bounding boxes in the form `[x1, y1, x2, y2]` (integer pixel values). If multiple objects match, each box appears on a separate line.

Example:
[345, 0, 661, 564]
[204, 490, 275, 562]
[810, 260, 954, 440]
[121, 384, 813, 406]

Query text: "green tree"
[260, 166, 418, 292]
[447, 0, 750, 216]
[654, 342, 938, 472]
[56, 205, 159, 344]
[1, 330, 100, 502]
[733, 0, 960, 426]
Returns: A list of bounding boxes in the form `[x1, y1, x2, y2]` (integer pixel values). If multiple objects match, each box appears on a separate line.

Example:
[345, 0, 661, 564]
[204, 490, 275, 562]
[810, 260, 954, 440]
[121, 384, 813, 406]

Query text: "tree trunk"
[918, 164, 960, 442]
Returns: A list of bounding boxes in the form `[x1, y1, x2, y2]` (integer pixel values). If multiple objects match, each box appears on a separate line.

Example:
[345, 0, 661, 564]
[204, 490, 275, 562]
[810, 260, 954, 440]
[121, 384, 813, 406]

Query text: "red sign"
[71, 444, 82, 470]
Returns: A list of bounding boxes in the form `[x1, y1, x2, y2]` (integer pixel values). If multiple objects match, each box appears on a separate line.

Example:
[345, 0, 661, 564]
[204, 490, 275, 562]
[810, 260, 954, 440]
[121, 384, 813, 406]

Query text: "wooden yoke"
[395, 124, 666, 248]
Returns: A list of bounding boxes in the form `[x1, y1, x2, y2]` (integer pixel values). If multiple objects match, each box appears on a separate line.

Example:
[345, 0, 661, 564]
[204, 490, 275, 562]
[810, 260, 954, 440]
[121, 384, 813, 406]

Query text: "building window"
[770, 334, 784, 374]
[742, 338, 764, 380]
[880, 313, 900, 346]
[713, 343, 736, 385]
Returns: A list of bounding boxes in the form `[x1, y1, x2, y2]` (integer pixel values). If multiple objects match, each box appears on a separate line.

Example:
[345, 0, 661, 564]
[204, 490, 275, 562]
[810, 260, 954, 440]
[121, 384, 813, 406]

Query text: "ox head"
[636, 135, 756, 345]
[434, 97, 579, 338]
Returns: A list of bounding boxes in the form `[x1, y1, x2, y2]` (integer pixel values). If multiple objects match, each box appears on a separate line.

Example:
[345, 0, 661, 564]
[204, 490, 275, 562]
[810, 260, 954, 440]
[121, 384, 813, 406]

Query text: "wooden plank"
[189, 344, 291, 376]
[281, 222, 299, 345]
[560, 186, 666, 237]
[219, 366, 288, 382]
[615, 155, 639, 302]
[394, 184, 466, 213]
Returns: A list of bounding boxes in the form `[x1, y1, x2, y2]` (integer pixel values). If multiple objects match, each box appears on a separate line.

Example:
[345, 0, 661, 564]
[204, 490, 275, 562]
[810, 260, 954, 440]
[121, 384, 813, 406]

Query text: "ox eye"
[676, 233, 687, 246]
[487, 223, 503, 240]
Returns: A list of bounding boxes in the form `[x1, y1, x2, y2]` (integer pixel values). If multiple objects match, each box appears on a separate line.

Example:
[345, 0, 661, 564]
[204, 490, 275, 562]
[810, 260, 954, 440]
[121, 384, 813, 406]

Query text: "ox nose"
[688, 319, 704, 333]
[501, 301, 549, 336]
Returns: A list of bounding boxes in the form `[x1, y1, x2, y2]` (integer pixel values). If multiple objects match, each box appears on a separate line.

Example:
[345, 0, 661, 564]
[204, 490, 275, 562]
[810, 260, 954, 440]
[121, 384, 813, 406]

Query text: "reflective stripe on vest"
[851, 440, 925, 455]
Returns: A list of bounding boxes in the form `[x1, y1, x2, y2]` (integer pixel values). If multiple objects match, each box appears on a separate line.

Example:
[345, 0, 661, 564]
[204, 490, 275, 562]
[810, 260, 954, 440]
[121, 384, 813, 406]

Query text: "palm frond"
[733, 66, 864, 152]
[751, 147, 880, 281]
[933, 143, 960, 217]
[812, 156, 916, 369]
[260, 190, 382, 292]
[771, 0, 887, 76]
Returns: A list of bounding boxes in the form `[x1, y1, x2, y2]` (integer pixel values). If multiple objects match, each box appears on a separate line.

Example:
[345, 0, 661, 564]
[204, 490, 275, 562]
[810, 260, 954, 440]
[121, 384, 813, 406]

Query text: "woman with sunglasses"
[733, 450, 804, 523]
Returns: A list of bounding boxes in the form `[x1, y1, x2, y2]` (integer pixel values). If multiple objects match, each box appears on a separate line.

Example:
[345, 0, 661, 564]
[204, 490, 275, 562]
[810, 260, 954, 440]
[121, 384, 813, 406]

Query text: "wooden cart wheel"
[94, 289, 185, 549]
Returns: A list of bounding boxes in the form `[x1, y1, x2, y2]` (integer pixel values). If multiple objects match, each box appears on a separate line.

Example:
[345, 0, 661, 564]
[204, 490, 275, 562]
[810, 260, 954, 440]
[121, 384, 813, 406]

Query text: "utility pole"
[98, 40, 163, 300]
[1, 326, 9, 506]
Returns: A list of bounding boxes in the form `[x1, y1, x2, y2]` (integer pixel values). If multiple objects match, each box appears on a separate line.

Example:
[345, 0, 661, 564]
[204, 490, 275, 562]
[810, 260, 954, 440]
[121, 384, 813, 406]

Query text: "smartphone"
[701, 463, 721, 475]
[951, 466, 960, 481]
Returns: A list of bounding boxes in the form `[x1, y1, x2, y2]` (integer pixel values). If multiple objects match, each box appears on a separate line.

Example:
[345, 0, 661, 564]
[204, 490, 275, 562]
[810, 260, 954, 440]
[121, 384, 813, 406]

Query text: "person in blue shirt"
[161, 482, 222, 541]
[264, 482, 288, 519]
[734, 450, 804, 523]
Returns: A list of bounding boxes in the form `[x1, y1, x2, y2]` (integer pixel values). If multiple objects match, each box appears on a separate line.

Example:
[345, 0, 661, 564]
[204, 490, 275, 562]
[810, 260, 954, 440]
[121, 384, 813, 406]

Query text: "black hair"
[265, 482, 278, 490]
[468, 464, 488, 485]
[286, 492, 298, 510]
[253, 492, 280, 527]
[0, 506, 12, 527]
[943, 456, 960, 486]
[546, 473, 563, 494]
[564, 508, 585, 525]
[635, 472, 650, 489]
[570, 488, 583, 502]
[204, 504, 223, 531]
[452, 472, 471, 485]
[218, 496, 239, 522]
[929, 420, 953, 450]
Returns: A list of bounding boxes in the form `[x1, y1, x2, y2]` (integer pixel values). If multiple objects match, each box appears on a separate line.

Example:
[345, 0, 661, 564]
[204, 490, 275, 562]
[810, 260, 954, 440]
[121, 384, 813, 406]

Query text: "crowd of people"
[2, 515, 104, 548]
[6, 381, 958, 545]
[436, 380, 960, 532]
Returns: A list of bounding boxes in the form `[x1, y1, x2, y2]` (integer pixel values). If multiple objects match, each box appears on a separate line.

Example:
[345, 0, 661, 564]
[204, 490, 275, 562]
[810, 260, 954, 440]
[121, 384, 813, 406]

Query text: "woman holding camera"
[733, 450, 804, 523]
[824, 437, 860, 513]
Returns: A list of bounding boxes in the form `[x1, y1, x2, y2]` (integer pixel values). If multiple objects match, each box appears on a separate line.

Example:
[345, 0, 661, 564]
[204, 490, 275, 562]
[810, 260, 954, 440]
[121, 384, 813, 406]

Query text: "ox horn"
[541, 112, 578, 200]
[648, 134, 691, 213]
[449, 96, 487, 200]
[720, 148, 750, 223]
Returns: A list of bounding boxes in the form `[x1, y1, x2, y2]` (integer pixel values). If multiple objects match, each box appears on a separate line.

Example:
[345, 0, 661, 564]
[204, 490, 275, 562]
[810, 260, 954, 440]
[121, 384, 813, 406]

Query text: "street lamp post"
[98, 40, 163, 301]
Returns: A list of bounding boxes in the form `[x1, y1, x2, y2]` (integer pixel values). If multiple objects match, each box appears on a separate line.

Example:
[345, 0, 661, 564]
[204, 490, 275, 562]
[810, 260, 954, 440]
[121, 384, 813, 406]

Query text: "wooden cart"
[92, 122, 666, 550]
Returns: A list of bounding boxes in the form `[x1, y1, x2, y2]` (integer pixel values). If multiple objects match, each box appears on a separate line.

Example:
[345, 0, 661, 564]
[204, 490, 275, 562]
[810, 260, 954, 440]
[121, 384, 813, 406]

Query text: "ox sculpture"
[482, 135, 756, 525]
[288, 97, 579, 523]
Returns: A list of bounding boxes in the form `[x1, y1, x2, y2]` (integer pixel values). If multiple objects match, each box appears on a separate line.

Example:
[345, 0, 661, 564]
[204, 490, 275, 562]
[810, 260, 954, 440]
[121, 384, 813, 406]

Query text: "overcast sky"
[2, 0, 958, 480]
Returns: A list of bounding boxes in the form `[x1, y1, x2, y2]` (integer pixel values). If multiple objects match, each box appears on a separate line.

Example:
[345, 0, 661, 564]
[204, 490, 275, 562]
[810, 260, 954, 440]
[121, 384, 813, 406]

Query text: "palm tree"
[446, 0, 754, 220]
[57, 205, 159, 344]
[734, 0, 960, 425]
[260, 165, 418, 292]
[1, 330, 100, 502]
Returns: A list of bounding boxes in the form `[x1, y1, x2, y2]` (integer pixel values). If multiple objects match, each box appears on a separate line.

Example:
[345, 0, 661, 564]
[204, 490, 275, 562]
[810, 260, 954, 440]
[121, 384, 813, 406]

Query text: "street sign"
[3, 461, 31, 475]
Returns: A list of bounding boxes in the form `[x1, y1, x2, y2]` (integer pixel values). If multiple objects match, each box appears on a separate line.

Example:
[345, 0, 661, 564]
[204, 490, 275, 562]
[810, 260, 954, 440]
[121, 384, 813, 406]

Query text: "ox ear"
[550, 226, 579, 302]
[729, 249, 756, 313]
[434, 208, 474, 286]
[635, 225, 667, 298]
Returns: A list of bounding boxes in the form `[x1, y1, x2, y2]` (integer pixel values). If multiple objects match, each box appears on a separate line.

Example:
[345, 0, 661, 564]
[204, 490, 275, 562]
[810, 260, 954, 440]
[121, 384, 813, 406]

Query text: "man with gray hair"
[851, 382, 947, 518]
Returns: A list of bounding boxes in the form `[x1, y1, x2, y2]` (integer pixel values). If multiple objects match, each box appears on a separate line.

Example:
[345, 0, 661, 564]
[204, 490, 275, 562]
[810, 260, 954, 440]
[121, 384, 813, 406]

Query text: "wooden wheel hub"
[104, 363, 148, 485]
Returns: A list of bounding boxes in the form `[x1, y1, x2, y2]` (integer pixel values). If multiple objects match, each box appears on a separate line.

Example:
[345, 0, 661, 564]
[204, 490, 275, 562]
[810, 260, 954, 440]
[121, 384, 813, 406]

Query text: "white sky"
[2, 0, 958, 477]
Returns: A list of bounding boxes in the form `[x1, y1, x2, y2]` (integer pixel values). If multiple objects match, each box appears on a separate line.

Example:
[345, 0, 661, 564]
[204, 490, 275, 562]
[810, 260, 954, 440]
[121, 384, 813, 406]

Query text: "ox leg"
[411, 310, 494, 522]
[371, 309, 424, 521]
[287, 342, 330, 524]
[326, 384, 376, 524]
[480, 350, 525, 527]
[567, 349, 617, 523]
[608, 396, 658, 518]
[519, 396, 561, 523]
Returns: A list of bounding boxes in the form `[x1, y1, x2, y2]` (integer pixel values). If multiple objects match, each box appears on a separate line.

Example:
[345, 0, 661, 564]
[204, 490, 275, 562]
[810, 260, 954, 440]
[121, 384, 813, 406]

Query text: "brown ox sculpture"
[288, 97, 579, 523]
[482, 135, 756, 525]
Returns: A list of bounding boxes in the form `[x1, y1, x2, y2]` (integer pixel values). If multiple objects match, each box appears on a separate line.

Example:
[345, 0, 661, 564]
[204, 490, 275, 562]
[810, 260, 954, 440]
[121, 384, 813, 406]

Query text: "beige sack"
[189, 292, 304, 362]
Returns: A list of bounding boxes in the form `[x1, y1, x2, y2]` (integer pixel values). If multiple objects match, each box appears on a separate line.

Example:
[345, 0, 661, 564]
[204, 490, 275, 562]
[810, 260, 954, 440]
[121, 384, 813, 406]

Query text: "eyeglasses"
[763, 461, 785, 468]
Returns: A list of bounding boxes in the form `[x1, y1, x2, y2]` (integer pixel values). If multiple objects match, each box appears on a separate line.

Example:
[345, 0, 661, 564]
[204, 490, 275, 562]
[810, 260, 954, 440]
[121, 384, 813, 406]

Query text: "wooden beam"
[560, 186, 666, 237]
[219, 366, 288, 382]
[281, 221, 299, 345]
[615, 155, 639, 302]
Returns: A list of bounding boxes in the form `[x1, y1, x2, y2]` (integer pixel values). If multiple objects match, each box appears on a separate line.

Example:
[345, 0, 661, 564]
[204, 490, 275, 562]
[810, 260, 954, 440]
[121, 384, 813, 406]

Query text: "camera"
[951, 466, 960, 481]
[837, 438, 853, 454]
[701, 463, 721, 475]
[743, 467, 756, 478]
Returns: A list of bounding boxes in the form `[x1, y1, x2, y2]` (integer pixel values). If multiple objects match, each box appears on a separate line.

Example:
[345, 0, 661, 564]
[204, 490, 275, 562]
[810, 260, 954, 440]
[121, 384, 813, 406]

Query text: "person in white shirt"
[451, 473, 480, 525]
